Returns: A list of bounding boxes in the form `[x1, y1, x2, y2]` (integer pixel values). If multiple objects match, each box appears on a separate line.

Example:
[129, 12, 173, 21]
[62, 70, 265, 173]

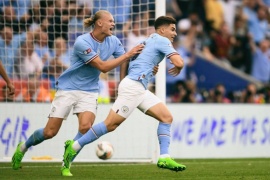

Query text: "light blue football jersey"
[56, 33, 125, 92]
[127, 33, 179, 89]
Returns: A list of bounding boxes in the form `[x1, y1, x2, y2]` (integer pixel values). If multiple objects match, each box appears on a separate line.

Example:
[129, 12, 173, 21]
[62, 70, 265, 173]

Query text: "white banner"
[0, 103, 269, 162]
[0, 103, 157, 162]
[169, 104, 270, 158]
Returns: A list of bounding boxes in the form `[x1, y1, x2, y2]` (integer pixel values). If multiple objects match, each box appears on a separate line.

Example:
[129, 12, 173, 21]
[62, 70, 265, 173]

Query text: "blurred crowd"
[0, 0, 269, 103]
[165, 0, 270, 103]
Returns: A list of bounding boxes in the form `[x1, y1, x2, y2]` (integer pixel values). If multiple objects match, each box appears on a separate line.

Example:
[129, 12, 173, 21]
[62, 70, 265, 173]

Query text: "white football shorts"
[112, 77, 161, 118]
[49, 90, 98, 120]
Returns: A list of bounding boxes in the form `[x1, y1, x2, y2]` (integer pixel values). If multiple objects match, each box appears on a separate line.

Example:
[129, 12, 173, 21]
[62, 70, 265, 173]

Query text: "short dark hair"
[154, 16, 176, 30]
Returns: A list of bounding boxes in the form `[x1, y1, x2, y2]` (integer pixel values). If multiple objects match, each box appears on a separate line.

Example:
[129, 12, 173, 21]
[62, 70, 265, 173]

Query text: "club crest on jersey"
[83, 48, 91, 54]
[121, 106, 129, 113]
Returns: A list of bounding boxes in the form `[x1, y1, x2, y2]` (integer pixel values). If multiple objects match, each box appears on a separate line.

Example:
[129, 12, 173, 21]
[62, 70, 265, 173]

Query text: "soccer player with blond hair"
[11, 10, 144, 176]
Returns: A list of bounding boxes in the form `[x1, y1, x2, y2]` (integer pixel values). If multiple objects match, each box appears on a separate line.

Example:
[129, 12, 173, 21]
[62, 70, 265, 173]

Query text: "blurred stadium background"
[0, 0, 269, 104]
[0, 0, 270, 161]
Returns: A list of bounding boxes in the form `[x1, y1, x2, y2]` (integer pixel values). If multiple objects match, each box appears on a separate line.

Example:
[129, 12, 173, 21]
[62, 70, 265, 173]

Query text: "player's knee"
[43, 129, 57, 139]
[105, 121, 121, 132]
[106, 124, 118, 132]
[104, 117, 123, 132]
[79, 124, 92, 134]
[161, 113, 173, 124]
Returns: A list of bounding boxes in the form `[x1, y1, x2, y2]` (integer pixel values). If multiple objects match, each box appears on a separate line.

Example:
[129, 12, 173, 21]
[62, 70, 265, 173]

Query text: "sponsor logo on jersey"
[83, 48, 91, 54]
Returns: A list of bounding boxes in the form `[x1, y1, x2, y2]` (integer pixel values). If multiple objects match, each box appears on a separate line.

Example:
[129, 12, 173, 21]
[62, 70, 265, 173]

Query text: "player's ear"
[97, 20, 102, 27]
[160, 27, 165, 34]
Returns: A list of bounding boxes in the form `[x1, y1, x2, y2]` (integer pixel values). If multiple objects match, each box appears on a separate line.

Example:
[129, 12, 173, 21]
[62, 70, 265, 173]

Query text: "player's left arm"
[168, 54, 184, 77]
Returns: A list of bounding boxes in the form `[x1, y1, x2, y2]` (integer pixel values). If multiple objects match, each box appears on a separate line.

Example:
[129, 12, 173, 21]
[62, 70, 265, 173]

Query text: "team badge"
[121, 106, 129, 113]
[83, 48, 91, 54]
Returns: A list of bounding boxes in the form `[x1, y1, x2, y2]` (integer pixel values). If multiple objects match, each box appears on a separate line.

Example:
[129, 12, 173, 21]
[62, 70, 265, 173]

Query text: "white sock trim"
[20, 143, 28, 153]
[160, 154, 170, 158]
[72, 141, 82, 152]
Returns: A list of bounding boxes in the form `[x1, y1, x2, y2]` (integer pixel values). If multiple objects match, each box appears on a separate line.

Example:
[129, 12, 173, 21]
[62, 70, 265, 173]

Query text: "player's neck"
[91, 30, 106, 42]
[156, 29, 163, 37]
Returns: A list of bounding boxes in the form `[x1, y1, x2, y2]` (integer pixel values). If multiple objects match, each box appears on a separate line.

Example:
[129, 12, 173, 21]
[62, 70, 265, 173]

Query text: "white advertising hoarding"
[0, 103, 269, 162]
[169, 104, 270, 158]
[0, 103, 157, 162]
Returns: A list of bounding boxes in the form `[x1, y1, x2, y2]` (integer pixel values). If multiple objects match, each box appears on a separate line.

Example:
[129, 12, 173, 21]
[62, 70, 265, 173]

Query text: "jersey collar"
[90, 32, 102, 43]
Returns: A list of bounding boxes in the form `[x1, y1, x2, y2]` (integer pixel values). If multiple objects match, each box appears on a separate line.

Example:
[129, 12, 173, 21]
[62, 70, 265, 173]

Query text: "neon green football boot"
[61, 166, 73, 176]
[157, 157, 186, 172]
[62, 140, 77, 176]
[12, 142, 25, 170]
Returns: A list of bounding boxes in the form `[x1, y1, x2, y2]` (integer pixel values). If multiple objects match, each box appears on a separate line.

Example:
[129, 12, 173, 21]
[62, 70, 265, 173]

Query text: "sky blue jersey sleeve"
[73, 36, 98, 64]
[155, 37, 178, 58]
[112, 37, 125, 58]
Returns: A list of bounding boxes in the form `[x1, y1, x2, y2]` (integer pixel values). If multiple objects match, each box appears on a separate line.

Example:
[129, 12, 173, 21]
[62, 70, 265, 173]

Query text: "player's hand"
[127, 44, 145, 58]
[168, 66, 181, 77]
[7, 83, 15, 96]
[152, 65, 159, 75]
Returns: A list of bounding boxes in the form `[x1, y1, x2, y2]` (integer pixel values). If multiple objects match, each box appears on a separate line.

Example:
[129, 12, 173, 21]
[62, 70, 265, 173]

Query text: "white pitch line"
[0, 160, 268, 169]
[0, 163, 149, 169]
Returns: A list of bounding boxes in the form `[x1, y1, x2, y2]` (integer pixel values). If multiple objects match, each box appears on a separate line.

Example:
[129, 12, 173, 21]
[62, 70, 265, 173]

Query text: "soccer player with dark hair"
[11, 10, 144, 176]
[63, 15, 186, 175]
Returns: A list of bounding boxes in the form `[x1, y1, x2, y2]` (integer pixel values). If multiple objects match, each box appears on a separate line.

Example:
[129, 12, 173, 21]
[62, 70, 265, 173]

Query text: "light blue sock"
[25, 128, 45, 148]
[157, 122, 171, 155]
[78, 122, 108, 148]
[73, 132, 83, 141]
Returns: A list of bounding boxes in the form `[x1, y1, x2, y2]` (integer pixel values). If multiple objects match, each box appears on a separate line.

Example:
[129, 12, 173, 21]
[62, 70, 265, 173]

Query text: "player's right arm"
[156, 37, 184, 77]
[89, 44, 144, 73]
[168, 54, 184, 77]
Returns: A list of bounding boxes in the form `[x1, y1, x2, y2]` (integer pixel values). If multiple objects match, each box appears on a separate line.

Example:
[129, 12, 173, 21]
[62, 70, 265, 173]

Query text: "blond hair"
[84, 10, 111, 28]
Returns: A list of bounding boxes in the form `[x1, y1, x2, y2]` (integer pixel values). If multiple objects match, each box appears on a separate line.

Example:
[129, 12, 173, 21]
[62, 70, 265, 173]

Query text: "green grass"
[1, 158, 270, 180]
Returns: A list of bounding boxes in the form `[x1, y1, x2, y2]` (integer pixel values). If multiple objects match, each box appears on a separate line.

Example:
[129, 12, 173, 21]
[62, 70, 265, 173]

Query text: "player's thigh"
[73, 91, 99, 116]
[137, 90, 161, 113]
[49, 90, 76, 120]
[111, 78, 145, 118]
[77, 111, 96, 133]
[145, 103, 173, 123]
[73, 91, 98, 132]
[104, 109, 126, 132]
[111, 92, 140, 118]
[138, 90, 173, 123]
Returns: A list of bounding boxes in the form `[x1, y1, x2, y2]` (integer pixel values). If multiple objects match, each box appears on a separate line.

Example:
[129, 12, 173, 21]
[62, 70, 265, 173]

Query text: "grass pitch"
[1, 158, 269, 180]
